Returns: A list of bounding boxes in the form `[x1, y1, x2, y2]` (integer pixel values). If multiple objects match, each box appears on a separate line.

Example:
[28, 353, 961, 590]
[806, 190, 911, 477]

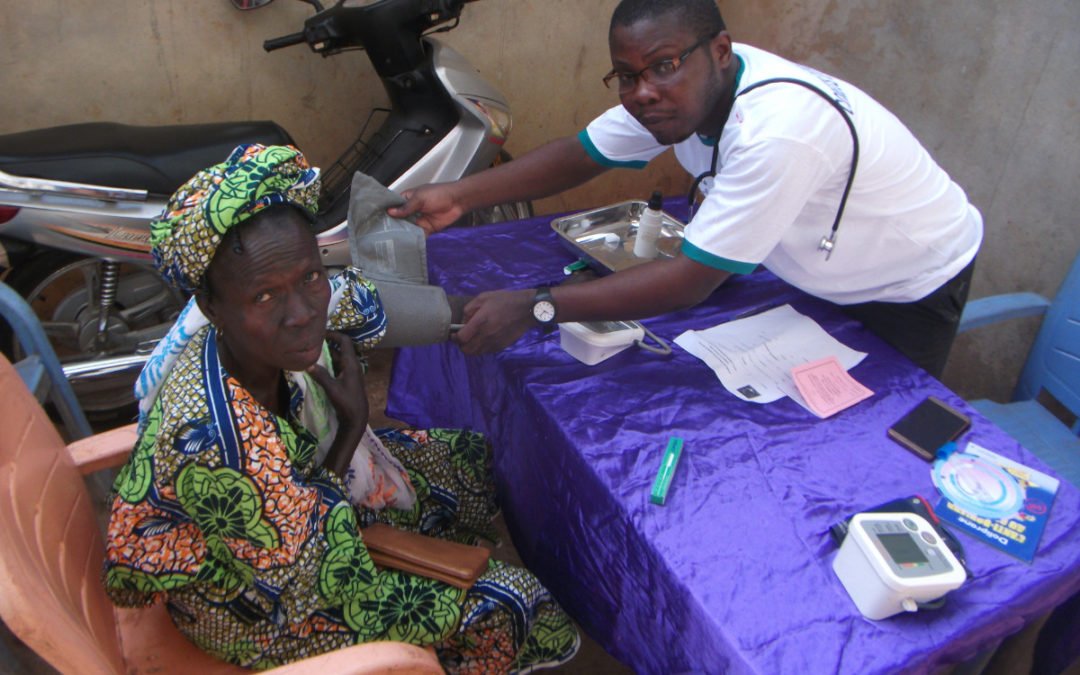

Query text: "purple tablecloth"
[386, 205, 1080, 674]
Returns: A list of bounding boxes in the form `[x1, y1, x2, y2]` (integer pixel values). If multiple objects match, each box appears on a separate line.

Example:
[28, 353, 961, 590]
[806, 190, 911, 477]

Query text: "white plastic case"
[558, 320, 644, 366]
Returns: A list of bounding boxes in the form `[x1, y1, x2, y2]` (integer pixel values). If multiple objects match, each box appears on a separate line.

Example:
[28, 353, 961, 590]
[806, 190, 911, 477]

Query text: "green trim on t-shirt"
[577, 129, 649, 169]
[681, 239, 759, 274]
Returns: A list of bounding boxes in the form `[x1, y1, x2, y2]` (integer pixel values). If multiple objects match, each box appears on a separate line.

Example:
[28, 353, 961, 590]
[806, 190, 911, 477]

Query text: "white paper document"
[673, 304, 866, 410]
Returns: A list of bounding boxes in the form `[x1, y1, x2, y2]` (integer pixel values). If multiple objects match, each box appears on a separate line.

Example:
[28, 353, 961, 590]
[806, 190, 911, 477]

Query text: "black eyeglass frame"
[602, 34, 716, 91]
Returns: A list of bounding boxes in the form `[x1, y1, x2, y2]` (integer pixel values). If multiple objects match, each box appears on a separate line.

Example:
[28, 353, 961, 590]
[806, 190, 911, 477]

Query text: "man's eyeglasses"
[603, 34, 714, 92]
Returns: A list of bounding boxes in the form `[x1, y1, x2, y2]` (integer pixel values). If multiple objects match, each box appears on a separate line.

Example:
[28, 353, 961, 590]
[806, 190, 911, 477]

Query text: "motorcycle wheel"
[465, 199, 534, 226]
[2, 251, 186, 418]
[462, 150, 535, 226]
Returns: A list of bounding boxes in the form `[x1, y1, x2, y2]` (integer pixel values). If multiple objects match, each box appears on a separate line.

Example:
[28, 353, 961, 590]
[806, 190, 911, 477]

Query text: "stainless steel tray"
[551, 200, 685, 273]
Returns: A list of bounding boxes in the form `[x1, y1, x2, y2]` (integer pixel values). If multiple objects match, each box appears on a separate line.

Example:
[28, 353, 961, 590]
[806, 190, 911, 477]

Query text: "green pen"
[650, 437, 684, 505]
[563, 259, 591, 275]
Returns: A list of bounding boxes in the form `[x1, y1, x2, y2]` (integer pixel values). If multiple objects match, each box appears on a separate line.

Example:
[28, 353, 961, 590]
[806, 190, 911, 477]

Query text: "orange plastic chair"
[0, 352, 443, 675]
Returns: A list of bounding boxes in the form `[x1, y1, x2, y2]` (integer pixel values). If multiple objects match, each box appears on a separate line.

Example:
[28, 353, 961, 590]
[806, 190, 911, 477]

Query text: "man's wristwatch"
[531, 287, 557, 332]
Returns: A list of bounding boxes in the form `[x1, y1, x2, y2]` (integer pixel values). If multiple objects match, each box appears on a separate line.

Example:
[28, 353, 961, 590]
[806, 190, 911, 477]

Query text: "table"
[385, 205, 1080, 674]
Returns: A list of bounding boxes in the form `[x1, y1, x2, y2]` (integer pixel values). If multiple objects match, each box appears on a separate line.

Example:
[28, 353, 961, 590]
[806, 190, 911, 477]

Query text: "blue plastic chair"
[957, 251, 1080, 487]
[0, 281, 91, 439]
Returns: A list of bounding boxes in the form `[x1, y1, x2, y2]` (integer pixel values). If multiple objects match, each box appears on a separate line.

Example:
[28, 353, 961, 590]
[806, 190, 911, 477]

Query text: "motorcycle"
[0, 0, 530, 416]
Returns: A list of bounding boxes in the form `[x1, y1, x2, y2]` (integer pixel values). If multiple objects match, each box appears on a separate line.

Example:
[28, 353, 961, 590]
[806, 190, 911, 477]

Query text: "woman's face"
[198, 208, 330, 381]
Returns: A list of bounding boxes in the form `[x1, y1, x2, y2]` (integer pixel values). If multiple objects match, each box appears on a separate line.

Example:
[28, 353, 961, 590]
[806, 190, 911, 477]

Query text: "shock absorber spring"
[95, 260, 120, 348]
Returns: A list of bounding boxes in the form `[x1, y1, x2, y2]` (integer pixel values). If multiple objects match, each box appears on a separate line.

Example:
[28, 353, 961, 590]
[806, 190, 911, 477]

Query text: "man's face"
[608, 14, 730, 145]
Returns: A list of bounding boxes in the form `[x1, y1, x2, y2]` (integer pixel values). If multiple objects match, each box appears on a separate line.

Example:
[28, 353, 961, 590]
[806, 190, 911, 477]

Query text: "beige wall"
[0, 0, 683, 214]
[2, 0, 1078, 400]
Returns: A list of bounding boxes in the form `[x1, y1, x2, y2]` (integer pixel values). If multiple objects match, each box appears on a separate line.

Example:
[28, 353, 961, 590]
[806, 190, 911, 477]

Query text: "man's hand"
[306, 331, 369, 476]
[452, 288, 537, 354]
[386, 137, 609, 236]
[387, 183, 464, 235]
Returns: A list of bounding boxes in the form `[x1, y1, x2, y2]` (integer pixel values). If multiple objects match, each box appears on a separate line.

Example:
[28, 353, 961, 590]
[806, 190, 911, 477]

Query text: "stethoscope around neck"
[687, 77, 861, 261]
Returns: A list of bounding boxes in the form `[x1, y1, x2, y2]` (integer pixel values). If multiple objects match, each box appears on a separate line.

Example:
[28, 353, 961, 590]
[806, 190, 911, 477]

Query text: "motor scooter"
[0, 0, 529, 415]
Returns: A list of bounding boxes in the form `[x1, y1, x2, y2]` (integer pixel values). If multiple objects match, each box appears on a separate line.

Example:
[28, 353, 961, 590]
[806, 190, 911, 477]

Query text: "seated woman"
[103, 144, 579, 673]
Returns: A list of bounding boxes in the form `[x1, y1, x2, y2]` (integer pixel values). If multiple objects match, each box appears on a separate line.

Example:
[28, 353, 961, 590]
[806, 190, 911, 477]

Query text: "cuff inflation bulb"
[633, 190, 664, 259]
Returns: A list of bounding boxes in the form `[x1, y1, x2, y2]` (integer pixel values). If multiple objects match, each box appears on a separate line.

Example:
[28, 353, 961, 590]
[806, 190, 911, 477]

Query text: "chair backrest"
[0, 352, 127, 674]
[1017, 252, 1080, 427]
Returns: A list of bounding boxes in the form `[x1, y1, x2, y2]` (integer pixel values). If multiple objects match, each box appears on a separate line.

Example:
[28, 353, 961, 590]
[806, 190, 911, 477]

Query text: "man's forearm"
[454, 256, 732, 354]
[550, 255, 732, 322]
[456, 136, 608, 211]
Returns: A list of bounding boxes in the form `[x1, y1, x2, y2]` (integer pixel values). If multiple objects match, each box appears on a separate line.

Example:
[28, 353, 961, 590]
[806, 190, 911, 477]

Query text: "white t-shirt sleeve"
[682, 135, 836, 273]
[579, 105, 668, 169]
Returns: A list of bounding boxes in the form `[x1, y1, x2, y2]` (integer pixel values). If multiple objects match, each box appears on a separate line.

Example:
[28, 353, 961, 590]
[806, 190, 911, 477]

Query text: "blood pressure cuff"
[831, 494, 970, 581]
[347, 171, 455, 346]
[374, 277, 452, 347]
[348, 171, 428, 285]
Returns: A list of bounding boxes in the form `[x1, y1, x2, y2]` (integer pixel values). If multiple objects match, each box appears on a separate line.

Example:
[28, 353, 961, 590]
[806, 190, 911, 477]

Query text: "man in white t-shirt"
[389, 0, 982, 377]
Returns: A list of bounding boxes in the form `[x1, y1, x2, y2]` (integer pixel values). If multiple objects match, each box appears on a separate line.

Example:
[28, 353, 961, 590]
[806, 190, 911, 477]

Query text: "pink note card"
[791, 356, 874, 418]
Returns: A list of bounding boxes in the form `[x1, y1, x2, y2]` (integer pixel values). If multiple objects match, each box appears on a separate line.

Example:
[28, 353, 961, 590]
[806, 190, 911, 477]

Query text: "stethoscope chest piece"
[819, 232, 838, 260]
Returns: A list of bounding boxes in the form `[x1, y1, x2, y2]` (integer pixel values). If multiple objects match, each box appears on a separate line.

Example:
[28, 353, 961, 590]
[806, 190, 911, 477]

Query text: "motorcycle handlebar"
[261, 0, 475, 59]
[264, 32, 307, 52]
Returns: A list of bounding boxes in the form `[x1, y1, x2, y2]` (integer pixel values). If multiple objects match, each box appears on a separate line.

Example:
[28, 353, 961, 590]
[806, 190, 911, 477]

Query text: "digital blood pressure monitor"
[833, 512, 966, 620]
[558, 320, 673, 366]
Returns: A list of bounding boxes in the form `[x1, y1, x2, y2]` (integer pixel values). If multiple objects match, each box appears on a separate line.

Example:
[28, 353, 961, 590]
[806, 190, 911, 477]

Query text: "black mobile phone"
[887, 396, 971, 461]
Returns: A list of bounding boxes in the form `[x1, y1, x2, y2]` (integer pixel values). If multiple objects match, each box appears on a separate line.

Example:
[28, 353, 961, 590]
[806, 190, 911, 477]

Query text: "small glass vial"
[633, 190, 664, 259]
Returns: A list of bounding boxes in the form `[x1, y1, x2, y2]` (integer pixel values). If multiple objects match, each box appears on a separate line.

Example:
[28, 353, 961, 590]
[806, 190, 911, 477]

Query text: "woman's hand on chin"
[306, 331, 369, 475]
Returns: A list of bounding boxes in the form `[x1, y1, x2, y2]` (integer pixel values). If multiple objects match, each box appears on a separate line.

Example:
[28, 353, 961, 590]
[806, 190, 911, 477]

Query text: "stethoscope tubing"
[686, 77, 860, 260]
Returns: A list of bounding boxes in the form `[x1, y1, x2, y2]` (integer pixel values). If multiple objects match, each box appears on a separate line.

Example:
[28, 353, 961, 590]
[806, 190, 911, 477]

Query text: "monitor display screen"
[877, 533, 928, 565]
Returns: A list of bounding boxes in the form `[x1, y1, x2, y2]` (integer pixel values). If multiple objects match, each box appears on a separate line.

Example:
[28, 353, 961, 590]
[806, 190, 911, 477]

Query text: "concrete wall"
[2, 0, 1078, 400]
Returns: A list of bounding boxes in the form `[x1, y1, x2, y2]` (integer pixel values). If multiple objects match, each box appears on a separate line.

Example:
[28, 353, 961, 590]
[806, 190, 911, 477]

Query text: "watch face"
[533, 300, 556, 323]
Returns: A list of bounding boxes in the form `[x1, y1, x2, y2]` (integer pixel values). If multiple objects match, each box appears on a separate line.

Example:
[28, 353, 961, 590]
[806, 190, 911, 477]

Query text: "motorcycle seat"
[0, 121, 294, 196]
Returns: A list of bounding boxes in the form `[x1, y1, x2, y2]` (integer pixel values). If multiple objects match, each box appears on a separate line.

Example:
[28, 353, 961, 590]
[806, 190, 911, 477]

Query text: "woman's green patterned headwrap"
[150, 144, 320, 292]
